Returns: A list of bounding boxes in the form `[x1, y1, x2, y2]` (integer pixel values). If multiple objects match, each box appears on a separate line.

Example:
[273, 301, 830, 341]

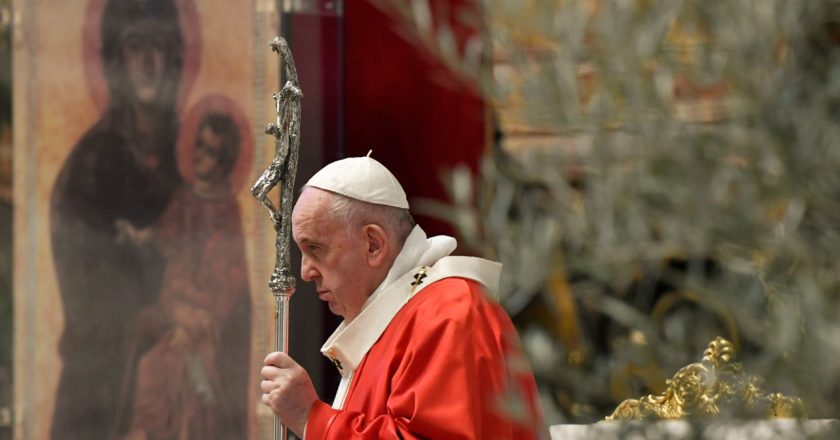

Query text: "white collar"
[319, 226, 502, 380]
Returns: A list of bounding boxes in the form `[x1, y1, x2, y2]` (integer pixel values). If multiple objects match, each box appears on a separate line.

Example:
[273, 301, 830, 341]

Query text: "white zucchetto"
[305, 152, 409, 209]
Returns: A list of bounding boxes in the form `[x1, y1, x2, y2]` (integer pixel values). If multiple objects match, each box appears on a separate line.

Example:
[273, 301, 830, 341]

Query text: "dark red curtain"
[345, 0, 486, 238]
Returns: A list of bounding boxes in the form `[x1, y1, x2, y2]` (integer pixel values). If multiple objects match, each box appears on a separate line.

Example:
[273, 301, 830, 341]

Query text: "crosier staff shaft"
[251, 36, 302, 440]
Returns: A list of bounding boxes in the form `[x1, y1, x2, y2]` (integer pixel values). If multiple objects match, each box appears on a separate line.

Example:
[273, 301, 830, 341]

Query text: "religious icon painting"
[12, 0, 280, 438]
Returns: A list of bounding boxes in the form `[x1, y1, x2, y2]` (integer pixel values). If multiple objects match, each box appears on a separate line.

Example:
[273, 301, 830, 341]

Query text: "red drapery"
[345, 0, 486, 238]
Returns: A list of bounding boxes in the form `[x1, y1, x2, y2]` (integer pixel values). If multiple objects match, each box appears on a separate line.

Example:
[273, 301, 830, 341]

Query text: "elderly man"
[260, 155, 544, 439]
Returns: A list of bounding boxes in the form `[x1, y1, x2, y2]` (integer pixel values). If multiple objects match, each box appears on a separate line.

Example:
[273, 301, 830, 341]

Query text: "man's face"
[292, 188, 376, 322]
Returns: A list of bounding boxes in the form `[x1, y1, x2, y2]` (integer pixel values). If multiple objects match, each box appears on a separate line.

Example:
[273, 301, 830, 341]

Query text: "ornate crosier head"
[251, 36, 302, 297]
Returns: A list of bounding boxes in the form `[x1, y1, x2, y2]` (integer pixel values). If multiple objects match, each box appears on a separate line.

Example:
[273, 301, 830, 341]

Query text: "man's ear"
[362, 224, 388, 267]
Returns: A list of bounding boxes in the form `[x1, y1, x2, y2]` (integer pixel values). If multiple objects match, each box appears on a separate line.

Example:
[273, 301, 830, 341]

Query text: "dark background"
[1, 0, 13, 438]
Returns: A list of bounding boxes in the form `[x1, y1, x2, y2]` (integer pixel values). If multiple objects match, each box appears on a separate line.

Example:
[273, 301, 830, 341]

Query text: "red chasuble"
[305, 277, 544, 439]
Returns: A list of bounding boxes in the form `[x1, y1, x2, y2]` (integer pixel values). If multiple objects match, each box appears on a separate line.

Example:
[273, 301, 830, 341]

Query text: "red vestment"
[306, 277, 545, 439]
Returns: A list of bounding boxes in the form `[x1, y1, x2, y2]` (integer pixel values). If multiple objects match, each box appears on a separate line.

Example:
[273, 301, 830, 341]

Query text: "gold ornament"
[606, 337, 805, 421]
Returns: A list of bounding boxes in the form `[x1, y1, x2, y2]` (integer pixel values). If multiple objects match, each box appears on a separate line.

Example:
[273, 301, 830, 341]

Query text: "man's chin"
[327, 302, 344, 318]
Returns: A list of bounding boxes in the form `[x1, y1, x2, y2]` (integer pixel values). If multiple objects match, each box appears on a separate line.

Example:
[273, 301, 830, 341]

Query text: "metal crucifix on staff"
[251, 36, 302, 440]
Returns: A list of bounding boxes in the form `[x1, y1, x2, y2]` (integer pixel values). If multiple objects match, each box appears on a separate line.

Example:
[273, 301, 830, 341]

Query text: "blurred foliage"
[378, 0, 840, 424]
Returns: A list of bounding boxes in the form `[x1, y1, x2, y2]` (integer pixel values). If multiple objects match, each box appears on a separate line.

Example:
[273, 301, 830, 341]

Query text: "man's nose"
[300, 255, 319, 281]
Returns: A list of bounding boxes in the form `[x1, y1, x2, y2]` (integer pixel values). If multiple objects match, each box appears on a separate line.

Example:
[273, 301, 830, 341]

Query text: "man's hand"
[261, 352, 319, 437]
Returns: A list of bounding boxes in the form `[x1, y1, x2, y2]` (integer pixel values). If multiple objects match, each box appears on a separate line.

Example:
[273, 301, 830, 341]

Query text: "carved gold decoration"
[606, 337, 805, 421]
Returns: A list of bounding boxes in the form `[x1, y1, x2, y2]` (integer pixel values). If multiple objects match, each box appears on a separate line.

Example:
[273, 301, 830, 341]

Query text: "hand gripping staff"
[251, 36, 302, 440]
